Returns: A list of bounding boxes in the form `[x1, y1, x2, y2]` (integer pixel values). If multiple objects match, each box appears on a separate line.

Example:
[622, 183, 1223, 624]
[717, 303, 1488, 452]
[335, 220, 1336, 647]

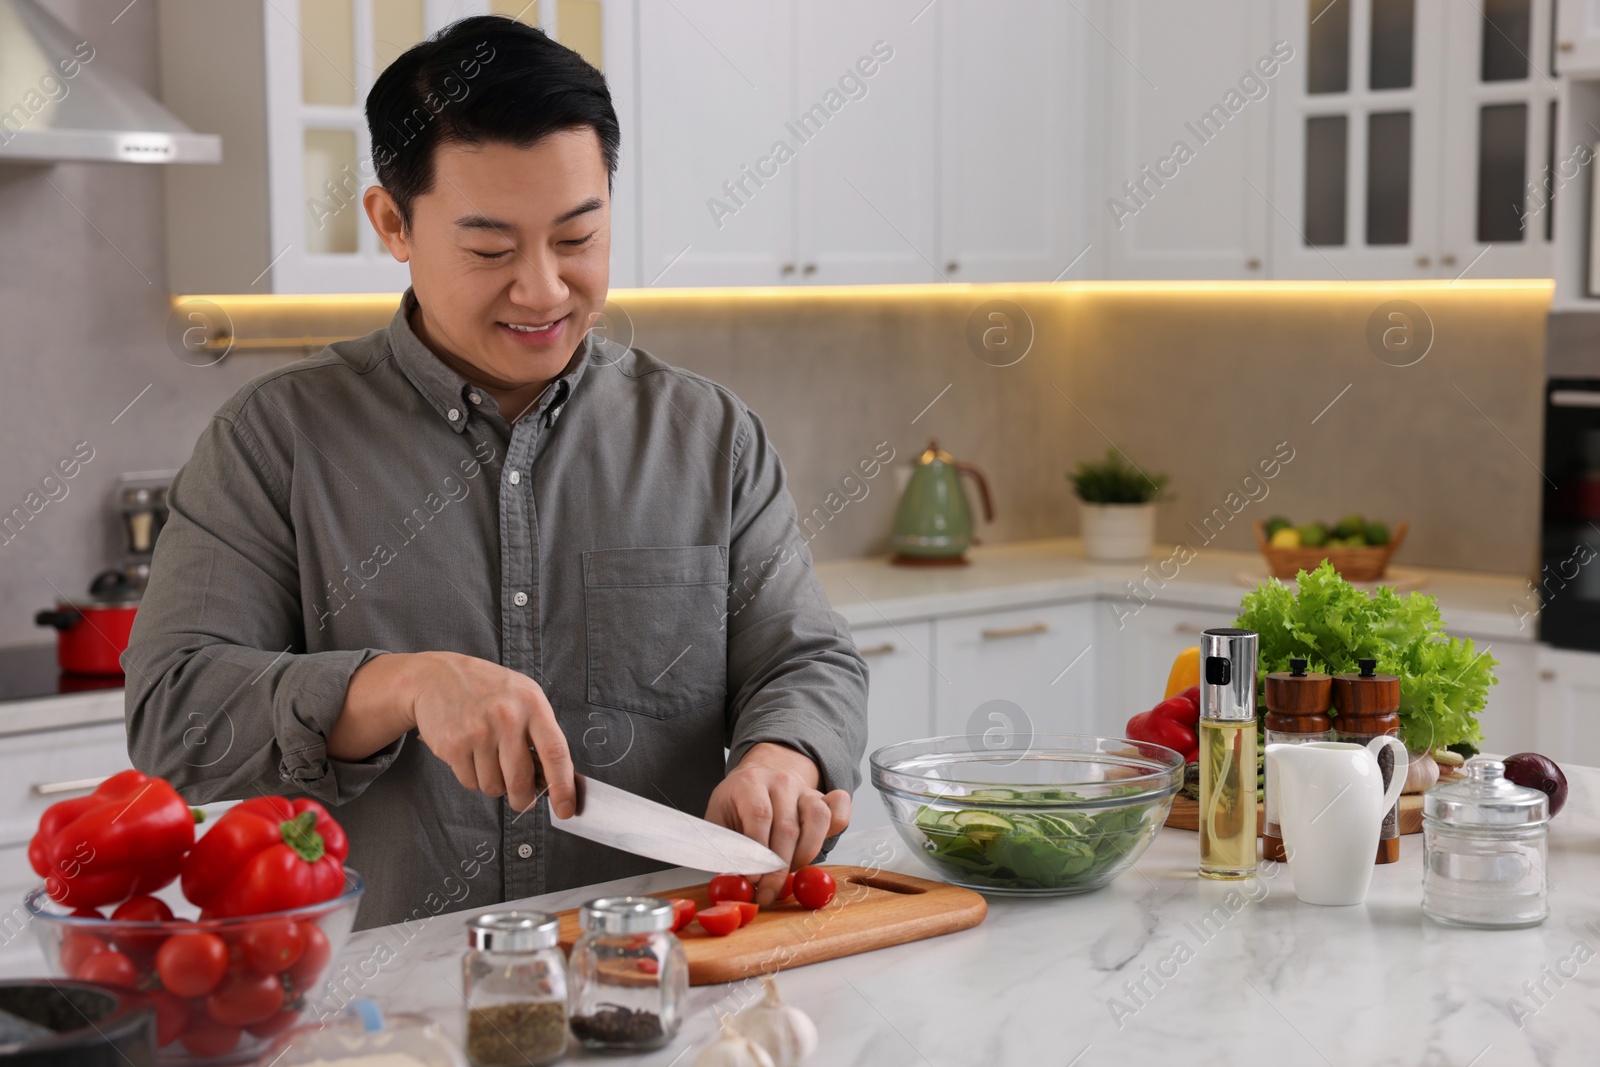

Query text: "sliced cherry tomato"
[694, 903, 743, 937]
[707, 874, 755, 905]
[60, 932, 108, 974]
[156, 932, 229, 998]
[110, 895, 175, 956]
[733, 901, 759, 927]
[74, 950, 138, 988]
[246, 1008, 303, 1038]
[286, 924, 331, 988]
[792, 866, 836, 910]
[635, 957, 660, 975]
[180, 1021, 242, 1058]
[148, 990, 188, 1047]
[778, 871, 795, 901]
[668, 898, 696, 933]
[206, 970, 285, 1027]
[239, 919, 306, 976]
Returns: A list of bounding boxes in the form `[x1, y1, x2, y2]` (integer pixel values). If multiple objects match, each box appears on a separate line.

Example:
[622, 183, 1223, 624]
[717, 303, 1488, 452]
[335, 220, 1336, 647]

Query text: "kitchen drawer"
[850, 621, 934, 830]
[0, 722, 133, 849]
[932, 601, 1097, 738]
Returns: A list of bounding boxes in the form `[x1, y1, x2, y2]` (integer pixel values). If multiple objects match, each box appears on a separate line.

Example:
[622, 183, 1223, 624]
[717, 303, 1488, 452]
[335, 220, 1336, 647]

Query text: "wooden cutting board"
[1165, 793, 1426, 835]
[553, 865, 986, 986]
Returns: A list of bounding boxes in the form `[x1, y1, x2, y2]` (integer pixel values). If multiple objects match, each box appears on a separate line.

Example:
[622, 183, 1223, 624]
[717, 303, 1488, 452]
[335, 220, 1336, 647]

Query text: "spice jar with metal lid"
[1333, 657, 1403, 864]
[568, 896, 688, 1051]
[1262, 656, 1333, 864]
[1422, 758, 1550, 929]
[462, 911, 569, 1067]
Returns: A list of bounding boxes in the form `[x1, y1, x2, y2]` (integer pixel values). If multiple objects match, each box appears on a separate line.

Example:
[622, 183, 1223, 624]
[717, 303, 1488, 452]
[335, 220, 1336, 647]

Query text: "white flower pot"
[1079, 500, 1157, 562]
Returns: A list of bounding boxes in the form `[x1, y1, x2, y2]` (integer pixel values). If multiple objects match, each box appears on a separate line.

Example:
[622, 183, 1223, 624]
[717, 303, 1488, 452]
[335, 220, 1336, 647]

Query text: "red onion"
[1503, 752, 1569, 817]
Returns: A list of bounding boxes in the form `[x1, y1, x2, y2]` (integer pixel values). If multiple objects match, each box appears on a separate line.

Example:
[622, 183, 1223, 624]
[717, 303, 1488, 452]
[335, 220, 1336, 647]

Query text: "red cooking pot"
[35, 570, 139, 677]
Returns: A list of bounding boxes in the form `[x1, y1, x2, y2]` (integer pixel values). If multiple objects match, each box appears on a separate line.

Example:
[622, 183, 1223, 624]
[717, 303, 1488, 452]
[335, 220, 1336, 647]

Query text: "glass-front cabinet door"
[263, 0, 637, 293]
[1439, 0, 1557, 280]
[1271, 0, 1446, 279]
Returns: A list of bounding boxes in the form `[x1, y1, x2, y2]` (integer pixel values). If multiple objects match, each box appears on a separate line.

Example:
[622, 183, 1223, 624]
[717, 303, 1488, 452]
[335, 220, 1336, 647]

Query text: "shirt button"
[517, 843, 533, 859]
[447, 407, 461, 422]
[468, 392, 482, 404]
[513, 591, 529, 607]
[508, 470, 521, 485]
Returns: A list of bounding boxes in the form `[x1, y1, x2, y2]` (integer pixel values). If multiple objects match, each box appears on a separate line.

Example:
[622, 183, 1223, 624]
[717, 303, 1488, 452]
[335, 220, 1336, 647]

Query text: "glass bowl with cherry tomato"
[24, 871, 363, 1065]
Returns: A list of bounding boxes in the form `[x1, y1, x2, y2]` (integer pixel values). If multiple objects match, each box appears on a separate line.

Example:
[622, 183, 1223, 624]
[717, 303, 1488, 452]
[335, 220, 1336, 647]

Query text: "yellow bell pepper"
[1164, 646, 1200, 699]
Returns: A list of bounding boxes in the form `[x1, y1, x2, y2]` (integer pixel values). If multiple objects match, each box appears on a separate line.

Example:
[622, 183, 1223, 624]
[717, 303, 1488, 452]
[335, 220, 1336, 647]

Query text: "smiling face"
[364, 128, 611, 410]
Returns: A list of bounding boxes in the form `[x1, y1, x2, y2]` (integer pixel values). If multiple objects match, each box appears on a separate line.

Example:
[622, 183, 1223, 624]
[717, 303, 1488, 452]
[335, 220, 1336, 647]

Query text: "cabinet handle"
[1560, 40, 1575, 53]
[32, 775, 111, 798]
[780, 263, 796, 275]
[981, 622, 1049, 640]
[802, 263, 817, 275]
[1441, 253, 1458, 267]
[945, 261, 959, 273]
[1541, 668, 1557, 681]
[1172, 622, 1212, 635]
[858, 642, 896, 657]
[1245, 257, 1262, 271]
[1415, 255, 1431, 268]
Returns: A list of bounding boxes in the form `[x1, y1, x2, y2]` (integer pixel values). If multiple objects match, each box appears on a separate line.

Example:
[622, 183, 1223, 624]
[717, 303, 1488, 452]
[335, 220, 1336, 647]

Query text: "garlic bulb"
[731, 977, 818, 1067]
[1402, 751, 1440, 794]
[695, 1019, 775, 1067]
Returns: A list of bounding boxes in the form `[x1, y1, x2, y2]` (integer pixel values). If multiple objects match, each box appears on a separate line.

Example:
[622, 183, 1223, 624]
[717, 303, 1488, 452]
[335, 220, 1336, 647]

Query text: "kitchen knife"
[549, 773, 787, 874]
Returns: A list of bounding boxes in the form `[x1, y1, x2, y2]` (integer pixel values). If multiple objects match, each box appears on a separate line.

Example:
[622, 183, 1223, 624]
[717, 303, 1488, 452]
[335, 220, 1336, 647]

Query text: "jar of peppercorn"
[462, 912, 569, 1067]
[568, 896, 689, 1052]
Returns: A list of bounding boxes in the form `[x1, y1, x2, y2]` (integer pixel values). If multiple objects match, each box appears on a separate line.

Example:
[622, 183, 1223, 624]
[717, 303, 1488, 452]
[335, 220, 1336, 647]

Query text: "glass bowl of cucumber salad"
[870, 734, 1184, 895]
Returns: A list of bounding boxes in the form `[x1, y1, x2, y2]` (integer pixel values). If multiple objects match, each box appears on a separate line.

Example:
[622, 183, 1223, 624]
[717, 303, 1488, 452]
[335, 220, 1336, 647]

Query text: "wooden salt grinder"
[1332, 657, 1403, 864]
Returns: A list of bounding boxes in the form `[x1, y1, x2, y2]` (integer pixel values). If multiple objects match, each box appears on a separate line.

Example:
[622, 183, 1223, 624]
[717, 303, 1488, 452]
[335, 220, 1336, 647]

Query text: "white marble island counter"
[332, 767, 1600, 1067]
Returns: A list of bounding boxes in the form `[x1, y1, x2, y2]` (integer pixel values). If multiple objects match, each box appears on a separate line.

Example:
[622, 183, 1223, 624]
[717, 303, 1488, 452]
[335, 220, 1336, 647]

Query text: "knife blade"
[549, 774, 787, 874]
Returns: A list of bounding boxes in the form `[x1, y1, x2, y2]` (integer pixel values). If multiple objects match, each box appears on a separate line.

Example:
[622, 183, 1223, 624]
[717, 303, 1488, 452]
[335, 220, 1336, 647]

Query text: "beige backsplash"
[612, 283, 1549, 578]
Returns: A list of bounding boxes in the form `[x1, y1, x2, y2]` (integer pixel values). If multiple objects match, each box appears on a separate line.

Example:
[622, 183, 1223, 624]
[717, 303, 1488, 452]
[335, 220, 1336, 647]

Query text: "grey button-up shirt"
[124, 291, 868, 930]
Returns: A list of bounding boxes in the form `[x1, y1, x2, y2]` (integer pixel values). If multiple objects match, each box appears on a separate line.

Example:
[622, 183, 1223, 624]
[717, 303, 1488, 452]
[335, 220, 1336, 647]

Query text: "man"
[125, 16, 868, 930]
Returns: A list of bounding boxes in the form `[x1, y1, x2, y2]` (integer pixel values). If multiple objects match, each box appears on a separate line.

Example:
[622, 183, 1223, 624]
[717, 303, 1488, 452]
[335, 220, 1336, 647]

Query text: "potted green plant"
[1068, 449, 1169, 562]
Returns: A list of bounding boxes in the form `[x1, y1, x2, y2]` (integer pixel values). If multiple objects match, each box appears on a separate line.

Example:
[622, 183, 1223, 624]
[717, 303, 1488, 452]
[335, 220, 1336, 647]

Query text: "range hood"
[0, 0, 219, 164]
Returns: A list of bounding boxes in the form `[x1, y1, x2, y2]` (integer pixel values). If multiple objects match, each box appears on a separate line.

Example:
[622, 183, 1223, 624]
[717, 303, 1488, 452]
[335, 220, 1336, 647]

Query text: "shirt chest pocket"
[583, 546, 729, 718]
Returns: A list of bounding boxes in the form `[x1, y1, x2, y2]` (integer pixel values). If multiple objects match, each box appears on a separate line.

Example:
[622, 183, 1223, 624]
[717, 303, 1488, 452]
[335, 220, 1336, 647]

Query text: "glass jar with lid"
[568, 896, 689, 1051]
[1422, 758, 1550, 929]
[462, 911, 569, 1067]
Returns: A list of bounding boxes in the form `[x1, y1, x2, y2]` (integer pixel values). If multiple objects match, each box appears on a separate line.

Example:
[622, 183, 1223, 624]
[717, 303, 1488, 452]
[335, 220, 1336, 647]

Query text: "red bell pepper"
[29, 770, 199, 908]
[1127, 695, 1201, 763]
[181, 797, 348, 917]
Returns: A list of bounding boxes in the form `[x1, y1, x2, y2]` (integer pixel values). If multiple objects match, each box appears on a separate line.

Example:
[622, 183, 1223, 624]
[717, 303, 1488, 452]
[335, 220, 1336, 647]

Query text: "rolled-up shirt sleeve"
[722, 408, 868, 796]
[123, 413, 401, 806]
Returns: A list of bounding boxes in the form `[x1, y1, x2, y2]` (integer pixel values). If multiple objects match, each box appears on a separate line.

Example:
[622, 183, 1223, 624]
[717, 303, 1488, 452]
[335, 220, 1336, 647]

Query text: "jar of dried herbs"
[568, 897, 688, 1052]
[462, 911, 569, 1067]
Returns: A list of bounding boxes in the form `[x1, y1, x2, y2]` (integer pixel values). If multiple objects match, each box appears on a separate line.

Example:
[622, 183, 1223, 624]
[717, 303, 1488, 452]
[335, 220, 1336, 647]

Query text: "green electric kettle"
[889, 439, 995, 565]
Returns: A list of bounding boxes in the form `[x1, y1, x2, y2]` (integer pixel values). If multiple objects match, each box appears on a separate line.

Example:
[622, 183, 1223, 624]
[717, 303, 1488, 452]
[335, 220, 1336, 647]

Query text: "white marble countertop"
[336, 766, 1600, 1067]
[814, 537, 1534, 641]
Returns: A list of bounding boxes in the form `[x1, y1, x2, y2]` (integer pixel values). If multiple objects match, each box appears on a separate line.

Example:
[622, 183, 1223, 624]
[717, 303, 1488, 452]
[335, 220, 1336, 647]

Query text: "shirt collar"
[387, 288, 593, 434]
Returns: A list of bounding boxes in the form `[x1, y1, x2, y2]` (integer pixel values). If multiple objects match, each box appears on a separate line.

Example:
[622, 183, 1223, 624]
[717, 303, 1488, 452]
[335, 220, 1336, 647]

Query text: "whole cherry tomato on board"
[706, 874, 755, 905]
[792, 867, 836, 910]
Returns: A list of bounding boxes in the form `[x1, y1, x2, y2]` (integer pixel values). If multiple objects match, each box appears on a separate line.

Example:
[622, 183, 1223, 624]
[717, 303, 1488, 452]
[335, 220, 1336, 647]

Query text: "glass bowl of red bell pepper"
[871, 734, 1185, 895]
[25, 872, 363, 1065]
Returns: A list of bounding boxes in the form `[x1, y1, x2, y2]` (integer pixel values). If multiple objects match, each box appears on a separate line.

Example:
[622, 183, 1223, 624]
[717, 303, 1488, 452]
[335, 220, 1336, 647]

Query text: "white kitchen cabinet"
[162, 0, 640, 293]
[1102, 600, 1237, 720]
[1557, 0, 1600, 73]
[1471, 637, 1540, 754]
[1535, 645, 1600, 763]
[937, 0, 1089, 282]
[1099, 0, 1274, 279]
[849, 620, 934, 829]
[931, 602, 1099, 740]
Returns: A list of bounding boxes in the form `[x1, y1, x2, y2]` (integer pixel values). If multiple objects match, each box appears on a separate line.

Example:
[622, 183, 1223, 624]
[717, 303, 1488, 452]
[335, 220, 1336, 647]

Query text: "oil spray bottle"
[1198, 627, 1259, 880]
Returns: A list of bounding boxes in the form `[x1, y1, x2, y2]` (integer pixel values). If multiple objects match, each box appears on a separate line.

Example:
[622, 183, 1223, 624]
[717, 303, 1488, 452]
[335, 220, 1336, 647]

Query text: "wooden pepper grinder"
[1262, 657, 1333, 863]
[1332, 657, 1403, 864]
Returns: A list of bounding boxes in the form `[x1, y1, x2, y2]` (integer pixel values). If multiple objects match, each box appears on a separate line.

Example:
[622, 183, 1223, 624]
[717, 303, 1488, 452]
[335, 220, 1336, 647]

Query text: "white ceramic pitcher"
[1265, 737, 1409, 906]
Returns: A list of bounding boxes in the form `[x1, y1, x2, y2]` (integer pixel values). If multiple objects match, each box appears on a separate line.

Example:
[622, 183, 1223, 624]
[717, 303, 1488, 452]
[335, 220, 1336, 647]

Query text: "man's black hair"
[366, 15, 619, 225]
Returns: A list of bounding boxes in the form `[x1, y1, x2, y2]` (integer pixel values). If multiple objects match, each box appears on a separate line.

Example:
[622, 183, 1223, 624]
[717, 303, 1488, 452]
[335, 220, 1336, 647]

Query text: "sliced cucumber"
[953, 810, 1015, 832]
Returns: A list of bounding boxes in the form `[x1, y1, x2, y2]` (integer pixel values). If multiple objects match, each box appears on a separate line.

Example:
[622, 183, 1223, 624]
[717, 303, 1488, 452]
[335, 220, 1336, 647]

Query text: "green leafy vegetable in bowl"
[910, 785, 1164, 893]
[1234, 561, 1496, 750]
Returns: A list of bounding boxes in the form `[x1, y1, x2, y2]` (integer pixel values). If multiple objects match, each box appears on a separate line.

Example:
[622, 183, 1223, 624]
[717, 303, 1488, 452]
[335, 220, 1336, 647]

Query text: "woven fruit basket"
[1253, 520, 1408, 582]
